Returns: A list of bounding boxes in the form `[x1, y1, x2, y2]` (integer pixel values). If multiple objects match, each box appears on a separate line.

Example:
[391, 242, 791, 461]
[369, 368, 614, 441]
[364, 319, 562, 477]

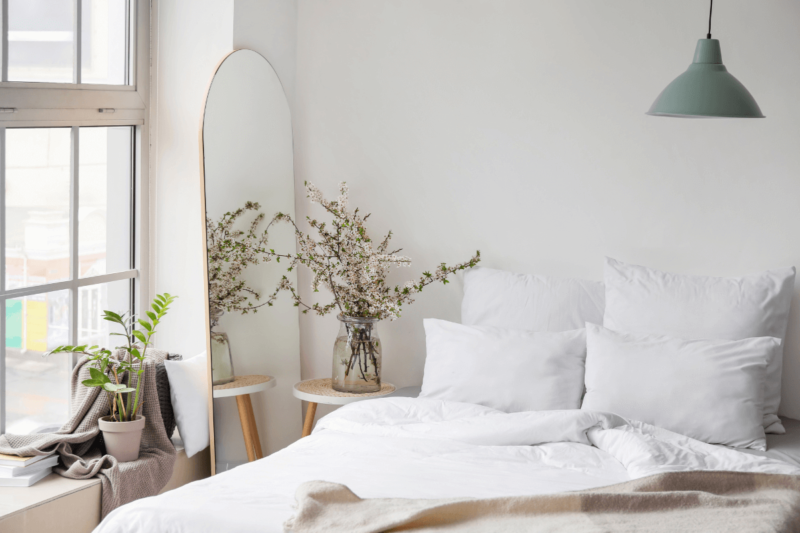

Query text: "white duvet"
[96, 398, 800, 533]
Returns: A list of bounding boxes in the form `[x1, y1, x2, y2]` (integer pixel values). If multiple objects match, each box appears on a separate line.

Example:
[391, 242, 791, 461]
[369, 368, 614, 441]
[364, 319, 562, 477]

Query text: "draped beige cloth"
[0, 349, 176, 518]
[285, 471, 800, 533]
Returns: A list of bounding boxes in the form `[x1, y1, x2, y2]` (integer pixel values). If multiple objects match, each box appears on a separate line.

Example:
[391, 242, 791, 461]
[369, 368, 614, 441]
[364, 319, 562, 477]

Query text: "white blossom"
[256, 182, 481, 321]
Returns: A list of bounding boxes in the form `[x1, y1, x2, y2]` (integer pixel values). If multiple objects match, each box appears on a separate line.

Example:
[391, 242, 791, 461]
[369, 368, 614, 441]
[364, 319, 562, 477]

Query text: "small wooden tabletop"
[213, 375, 276, 399]
[292, 378, 396, 406]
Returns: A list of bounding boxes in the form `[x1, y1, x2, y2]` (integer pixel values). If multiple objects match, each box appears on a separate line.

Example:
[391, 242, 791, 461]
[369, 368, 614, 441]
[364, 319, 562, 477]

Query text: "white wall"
[294, 0, 800, 420]
[150, 0, 230, 464]
[234, 0, 297, 111]
[151, 0, 233, 357]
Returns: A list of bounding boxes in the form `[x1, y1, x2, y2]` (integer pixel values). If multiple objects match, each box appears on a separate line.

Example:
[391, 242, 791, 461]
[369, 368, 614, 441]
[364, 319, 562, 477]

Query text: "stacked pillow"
[421, 267, 603, 411]
[602, 257, 795, 435]
[582, 323, 779, 450]
[461, 267, 604, 331]
[421, 320, 586, 413]
[420, 260, 795, 451]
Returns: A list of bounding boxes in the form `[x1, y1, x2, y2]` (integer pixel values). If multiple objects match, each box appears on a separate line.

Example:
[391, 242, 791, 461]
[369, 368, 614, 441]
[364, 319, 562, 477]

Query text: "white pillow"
[165, 353, 210, 458]
[603, 257, 795, 434]
[462, 267, 604, 332]
[582, 323, 775, 450]
[420, 319, 587, 412]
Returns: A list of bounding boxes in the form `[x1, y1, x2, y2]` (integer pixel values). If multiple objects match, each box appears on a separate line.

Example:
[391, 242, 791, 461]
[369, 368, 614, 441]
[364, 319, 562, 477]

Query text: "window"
[0, 0, 149, 435]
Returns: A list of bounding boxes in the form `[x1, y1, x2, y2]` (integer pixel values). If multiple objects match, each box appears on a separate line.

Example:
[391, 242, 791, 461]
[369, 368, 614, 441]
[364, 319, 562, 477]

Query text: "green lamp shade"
[647, 39, 764, 118]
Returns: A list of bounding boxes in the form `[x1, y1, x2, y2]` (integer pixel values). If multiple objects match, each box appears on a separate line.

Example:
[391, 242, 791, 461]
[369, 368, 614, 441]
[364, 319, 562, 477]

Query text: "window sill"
[0, 442, 210, 533]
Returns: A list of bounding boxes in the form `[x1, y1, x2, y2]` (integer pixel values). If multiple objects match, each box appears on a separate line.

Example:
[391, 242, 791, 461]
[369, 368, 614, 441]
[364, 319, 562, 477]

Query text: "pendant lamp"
[647, 0, 764, 118]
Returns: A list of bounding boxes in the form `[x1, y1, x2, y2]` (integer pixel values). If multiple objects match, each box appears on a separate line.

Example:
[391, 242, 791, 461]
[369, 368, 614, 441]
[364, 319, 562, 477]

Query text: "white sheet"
[96, 398, 800, 533]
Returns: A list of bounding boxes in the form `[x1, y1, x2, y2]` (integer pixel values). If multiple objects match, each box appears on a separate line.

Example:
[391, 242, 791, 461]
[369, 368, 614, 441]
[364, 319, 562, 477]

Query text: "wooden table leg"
[302, 402, 317, 438]
[244, 395, 263, 459]
[236, 394, 257, 462]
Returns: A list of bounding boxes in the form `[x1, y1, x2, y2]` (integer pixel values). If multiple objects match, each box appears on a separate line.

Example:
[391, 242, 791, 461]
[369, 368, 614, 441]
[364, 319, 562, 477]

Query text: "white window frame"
[0, 0, 150, 434]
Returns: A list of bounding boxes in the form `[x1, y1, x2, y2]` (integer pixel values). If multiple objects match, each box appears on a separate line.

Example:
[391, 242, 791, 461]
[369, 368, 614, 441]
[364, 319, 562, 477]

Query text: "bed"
[97, 261, 800, 531]
[95, 396, 800, 533]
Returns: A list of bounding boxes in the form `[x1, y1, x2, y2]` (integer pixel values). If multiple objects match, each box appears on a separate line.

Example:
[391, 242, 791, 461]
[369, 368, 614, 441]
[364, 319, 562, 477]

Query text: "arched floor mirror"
[199, 49, 301, 476]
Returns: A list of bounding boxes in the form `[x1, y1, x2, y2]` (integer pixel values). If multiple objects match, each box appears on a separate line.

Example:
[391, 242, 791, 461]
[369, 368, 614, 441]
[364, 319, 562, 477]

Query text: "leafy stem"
[46, 293, 177, 423]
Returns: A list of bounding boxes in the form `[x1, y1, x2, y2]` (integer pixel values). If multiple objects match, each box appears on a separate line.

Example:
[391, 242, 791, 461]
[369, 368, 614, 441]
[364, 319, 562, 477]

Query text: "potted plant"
[258, 182, 481, 393]
[47, 294, 177, 462]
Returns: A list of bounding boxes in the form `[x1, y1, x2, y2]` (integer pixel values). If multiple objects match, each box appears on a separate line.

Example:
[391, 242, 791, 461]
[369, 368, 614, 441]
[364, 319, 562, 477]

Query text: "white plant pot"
[98, 415, 145, 462]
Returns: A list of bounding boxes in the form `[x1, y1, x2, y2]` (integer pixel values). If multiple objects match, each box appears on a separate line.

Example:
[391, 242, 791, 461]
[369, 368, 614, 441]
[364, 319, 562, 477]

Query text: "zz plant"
[47, 294, 177, 422]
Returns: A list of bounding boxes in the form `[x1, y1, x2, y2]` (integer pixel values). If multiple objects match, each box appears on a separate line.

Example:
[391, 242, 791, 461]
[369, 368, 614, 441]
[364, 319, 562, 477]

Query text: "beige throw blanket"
[0, 349, 176, 518]
[285, 471, 800, 533]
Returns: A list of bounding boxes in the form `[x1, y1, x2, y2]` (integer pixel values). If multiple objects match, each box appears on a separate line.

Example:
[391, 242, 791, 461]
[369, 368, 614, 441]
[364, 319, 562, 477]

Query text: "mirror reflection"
[200, 49, 301, 474]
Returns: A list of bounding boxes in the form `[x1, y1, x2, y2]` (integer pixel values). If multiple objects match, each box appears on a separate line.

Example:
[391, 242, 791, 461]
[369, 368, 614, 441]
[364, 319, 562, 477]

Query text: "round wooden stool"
[292, 378, 396, 438]
[213, 375, 276, 461]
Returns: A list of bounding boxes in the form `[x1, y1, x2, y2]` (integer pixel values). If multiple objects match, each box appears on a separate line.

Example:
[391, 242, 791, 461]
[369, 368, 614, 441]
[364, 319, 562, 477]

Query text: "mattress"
[739, 416, 800, 466]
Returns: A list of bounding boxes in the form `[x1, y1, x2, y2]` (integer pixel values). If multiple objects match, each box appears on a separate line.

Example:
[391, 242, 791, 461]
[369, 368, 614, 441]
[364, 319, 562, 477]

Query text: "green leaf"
[146, 311, 157, 322]
[81, 379, 104, 388]
[89, 367, 109, 382]
[103, 311, 123, 320]
[131, 330, 148, 344]
[138, 319, 153, 332]
[131, 347, 141, 359]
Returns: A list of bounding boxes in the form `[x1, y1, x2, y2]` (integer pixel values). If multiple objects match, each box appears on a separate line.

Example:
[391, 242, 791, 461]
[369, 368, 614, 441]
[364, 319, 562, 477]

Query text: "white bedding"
[96, 398, 800, 533]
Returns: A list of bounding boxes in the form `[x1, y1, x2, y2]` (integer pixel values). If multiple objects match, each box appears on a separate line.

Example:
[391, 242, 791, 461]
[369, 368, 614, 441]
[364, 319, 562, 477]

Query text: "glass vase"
[332, 315, 382, 393]
[209, 307, 235, 386]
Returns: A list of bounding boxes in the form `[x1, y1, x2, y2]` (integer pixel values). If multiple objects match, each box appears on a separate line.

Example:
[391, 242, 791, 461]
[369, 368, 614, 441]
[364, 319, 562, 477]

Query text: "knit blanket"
[0, 349, 176, 518]
[285, 471, 800, 533]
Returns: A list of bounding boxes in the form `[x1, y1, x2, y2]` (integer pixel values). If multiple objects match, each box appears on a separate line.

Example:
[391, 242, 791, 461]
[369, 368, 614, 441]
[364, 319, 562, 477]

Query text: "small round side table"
[293, 378, 396, 438]
[213, 375, 276, 461]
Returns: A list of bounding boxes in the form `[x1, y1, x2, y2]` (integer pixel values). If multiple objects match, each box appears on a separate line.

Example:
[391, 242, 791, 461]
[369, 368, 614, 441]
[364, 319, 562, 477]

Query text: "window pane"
[81, 0, 128, 85]
[5, 128, 72, 290]
[5, 290, 70, 434]
[78, 280, 131, 349]
[79, 127, 132, 277]
[8, 0, 75, 83]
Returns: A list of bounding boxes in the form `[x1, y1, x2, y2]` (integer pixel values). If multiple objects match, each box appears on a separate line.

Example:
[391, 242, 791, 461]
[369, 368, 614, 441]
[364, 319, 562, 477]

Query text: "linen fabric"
[603, 257, 795, 434]
[420, 319, 586, 412]
[95, 398, 800, 533]
[461, 267, 604, 331]
[164, 352, 210, 458]
[0, 349, 176, 518]
[582, 323, 775, 450]
[285, 473, 800, 533]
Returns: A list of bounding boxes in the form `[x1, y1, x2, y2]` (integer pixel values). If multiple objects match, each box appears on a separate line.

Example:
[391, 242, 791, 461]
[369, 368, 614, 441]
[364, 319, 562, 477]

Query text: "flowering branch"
[206, 201, 294, 314]
[261, 182, 481, 321]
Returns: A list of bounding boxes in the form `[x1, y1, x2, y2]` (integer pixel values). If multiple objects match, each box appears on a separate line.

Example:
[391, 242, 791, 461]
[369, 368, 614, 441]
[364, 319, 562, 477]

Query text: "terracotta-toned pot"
[99, 415, 145, 462]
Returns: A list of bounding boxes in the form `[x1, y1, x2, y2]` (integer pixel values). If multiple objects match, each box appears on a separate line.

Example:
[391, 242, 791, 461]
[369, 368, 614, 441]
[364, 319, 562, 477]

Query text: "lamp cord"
[707, 0, 713, 39]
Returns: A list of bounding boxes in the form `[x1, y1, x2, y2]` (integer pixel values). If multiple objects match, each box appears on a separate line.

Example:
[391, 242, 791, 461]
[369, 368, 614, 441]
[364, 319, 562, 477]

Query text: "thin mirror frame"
[197, 48, 296, 476]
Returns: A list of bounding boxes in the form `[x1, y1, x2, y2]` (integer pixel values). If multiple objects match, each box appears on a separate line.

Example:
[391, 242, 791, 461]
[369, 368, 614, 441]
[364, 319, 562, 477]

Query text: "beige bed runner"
[285, 471, 800, 532]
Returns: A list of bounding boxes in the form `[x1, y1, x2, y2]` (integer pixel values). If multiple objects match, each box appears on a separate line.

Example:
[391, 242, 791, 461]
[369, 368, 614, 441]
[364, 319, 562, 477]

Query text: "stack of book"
[0, 452, 58, 487]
